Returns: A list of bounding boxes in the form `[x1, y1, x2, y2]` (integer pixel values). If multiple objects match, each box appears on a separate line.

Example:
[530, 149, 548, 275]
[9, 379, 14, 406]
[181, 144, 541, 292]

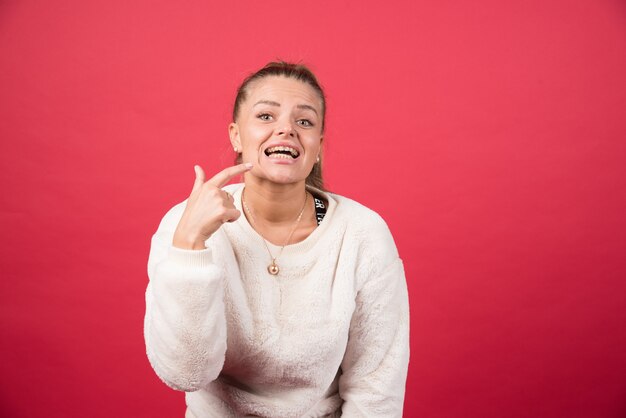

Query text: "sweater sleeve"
[339, 223, 410, 417]
[143, 203, 228, 392]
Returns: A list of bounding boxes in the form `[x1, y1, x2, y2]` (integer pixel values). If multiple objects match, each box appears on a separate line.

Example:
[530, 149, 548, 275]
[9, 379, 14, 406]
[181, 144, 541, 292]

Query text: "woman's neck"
[242, 177, 309, 226]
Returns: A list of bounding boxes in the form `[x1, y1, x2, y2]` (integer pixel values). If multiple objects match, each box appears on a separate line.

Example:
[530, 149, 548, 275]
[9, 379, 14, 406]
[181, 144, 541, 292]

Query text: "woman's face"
[229, 76, 323, 186]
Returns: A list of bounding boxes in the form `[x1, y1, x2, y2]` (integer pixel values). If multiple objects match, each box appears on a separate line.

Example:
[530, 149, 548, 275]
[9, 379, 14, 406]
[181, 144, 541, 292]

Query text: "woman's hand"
[172, 163, 252, 250]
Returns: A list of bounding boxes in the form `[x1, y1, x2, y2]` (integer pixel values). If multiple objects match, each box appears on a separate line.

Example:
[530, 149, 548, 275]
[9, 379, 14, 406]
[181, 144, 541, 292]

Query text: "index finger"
[207, 163, 253, 188]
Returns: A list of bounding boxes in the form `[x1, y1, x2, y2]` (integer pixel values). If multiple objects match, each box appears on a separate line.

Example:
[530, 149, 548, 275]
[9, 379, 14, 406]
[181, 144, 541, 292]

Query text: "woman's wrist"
[172, 231, 207, 250]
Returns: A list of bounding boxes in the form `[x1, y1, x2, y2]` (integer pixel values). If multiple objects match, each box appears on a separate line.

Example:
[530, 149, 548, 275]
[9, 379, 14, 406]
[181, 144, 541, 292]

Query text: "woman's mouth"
[264, 146, 300, 159]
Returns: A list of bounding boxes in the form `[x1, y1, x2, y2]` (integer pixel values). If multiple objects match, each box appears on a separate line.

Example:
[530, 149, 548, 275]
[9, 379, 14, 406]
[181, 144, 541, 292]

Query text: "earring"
[234, 146, 238, 153]
[316, 156, 320, 163]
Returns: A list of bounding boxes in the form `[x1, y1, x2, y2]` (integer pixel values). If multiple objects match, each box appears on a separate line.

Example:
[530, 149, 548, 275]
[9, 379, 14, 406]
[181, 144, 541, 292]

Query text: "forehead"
[245, 76, 322, 109]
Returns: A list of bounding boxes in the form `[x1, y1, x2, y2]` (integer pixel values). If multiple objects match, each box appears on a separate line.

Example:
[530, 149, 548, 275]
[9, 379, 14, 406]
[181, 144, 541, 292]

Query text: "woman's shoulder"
[153, 199, 187, 235]
[326, 192, 398, 251]
[328, 192, 388, 228]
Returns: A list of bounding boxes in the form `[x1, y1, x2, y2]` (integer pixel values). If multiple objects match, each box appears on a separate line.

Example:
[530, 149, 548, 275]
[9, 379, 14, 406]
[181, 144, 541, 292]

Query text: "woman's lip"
[264, 152, 299, 164]
[263, 142, 303, 156]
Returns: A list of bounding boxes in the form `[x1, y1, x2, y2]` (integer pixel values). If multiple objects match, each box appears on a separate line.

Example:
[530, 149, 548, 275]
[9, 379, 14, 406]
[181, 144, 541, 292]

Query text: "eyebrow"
[253, 100, 319, 116]
[254, 100, 280, 108]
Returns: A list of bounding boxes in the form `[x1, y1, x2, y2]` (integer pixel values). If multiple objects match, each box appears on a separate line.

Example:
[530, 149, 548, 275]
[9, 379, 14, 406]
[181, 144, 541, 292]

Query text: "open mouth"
[264, 146, 300, 159]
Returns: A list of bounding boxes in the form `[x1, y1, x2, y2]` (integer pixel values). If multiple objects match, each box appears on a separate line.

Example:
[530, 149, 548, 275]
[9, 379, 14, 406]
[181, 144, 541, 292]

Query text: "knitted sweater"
[144, 184, 410, 417]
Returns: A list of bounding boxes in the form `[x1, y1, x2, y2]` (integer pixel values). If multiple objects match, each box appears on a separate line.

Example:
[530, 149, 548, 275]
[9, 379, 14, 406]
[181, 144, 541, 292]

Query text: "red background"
[1, 0, 625, 417]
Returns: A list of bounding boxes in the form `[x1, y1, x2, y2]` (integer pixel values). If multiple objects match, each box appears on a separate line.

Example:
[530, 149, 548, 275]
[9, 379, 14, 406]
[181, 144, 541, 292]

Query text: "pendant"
[268, 261, 279, 275]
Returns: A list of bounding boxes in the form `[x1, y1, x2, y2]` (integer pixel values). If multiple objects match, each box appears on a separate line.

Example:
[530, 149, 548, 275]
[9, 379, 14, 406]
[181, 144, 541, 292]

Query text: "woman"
[144, 62, 410, 417]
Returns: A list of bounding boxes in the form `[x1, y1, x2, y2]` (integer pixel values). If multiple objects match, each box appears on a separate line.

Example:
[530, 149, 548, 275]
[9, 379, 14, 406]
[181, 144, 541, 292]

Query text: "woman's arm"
[143, 203, 228, 392]
[339, 223, 410, 417]
[144, 164, 250, 391]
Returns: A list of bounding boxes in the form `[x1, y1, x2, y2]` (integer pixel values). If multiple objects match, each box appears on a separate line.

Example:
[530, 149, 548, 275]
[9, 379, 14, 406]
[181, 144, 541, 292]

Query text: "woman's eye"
[297, 119, 313, 127]
[257, 113, 272, 121]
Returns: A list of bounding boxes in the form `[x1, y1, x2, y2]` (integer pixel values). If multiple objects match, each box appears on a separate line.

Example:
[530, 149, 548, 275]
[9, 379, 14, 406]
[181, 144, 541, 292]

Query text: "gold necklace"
[242, 189, 309, 275]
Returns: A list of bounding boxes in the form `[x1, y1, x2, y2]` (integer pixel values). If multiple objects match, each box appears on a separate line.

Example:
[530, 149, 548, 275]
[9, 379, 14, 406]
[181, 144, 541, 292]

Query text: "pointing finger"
[208, 163, 253, 188]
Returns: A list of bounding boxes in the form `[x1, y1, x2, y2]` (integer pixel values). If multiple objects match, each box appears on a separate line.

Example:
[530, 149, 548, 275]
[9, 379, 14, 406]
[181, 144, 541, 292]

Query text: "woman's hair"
[232, 61, 326, 191]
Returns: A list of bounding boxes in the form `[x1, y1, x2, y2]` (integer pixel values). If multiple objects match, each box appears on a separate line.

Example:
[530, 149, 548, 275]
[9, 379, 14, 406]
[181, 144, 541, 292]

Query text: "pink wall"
[1, 0, 625, 416]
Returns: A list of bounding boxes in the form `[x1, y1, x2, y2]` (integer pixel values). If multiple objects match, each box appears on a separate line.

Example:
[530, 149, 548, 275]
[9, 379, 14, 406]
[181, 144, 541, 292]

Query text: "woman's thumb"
[191, 165, 206, 193]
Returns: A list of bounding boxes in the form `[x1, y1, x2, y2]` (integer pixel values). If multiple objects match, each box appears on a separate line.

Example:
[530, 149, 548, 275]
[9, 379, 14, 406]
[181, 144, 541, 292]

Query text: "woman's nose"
[276, 123, 295, 137]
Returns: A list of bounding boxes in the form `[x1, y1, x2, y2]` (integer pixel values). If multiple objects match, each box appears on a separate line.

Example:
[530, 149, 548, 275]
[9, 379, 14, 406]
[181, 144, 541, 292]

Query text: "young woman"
[144, 62, 410, 417]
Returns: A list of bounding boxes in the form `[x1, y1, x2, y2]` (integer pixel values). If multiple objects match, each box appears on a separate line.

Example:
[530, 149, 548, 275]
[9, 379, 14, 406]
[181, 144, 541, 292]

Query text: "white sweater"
[144, 184, 410, 418]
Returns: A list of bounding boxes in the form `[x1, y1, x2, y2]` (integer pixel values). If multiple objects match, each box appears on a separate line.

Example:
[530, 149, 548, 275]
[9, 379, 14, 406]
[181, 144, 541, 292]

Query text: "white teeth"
[266, 146, 299, 158]
[268, 153, 292, 159]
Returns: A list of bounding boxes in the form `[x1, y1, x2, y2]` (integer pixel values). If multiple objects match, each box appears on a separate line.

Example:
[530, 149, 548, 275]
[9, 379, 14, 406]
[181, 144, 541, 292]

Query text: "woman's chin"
[243, 157, 314, 186]
[266, 174, 302, 185]
[250, 169, 305, 186]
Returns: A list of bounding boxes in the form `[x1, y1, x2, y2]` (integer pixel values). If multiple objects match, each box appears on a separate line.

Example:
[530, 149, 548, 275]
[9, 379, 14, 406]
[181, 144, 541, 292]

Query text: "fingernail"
[245, 163, 253, 169]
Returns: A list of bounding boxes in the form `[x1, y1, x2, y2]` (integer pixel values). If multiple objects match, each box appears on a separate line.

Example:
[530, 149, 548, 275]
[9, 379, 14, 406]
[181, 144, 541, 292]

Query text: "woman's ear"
[229, 123, 241, 151]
